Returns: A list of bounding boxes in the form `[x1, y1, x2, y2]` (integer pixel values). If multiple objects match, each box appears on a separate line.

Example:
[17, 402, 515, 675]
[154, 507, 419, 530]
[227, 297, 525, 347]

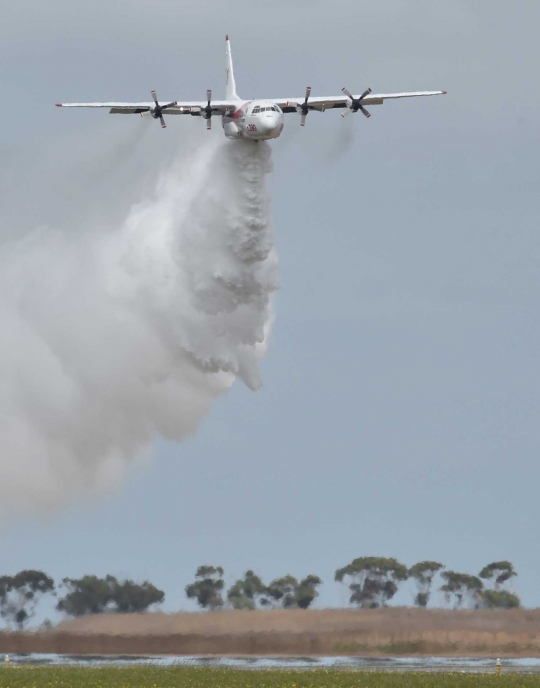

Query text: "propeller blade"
[342, 87, 353, 100]
[300, 113, 307, 127]
[160, 115, 166, 128]
[162, 102, 177, 110]
[151, 90, 159, 105]
[207, 89, 212, 105]
[207, 117, 212, 130]
[341, 107, 352, 118]
[359, 105, 371, 118]
[304, 86, 311, 102]
[360, 88, 372, 100]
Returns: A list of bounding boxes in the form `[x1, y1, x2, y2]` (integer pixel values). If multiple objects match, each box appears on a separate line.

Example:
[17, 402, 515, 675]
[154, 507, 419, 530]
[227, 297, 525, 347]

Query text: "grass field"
[0, 667, 538, 688]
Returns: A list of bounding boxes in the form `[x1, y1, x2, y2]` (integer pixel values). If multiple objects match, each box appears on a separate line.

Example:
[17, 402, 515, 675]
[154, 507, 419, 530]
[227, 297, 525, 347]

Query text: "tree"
[227, 570, 269, 610]
[264, 574, 322, 609]
[57, 575, 164, 616]
[479, 561, 519, 609]
[109, 578, 165, 613]
[482, 590, 520, 609]
[185, 566, 225, 610]
[57, 575, 114, 616]
[479, 561, 517, 590]
[334, 557, 408, 608]
[295, 575, 323, 609]
[409, 561, 444, 607]
[265, 575, 299, 608]
[0, 570, 55, 630]
[440, 571, 483, 609]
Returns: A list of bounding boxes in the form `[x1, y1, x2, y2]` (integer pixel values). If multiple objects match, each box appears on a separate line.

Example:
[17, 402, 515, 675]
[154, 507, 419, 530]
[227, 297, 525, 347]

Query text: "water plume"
[0, 137, 278, 516]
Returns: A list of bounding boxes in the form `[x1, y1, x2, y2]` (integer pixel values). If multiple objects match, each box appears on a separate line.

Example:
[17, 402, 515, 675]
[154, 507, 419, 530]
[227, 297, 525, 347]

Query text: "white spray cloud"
[0, 136, 278, 516]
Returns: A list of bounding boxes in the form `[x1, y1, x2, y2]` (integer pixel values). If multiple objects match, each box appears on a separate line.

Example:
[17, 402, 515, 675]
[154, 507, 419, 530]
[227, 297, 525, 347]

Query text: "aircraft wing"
[55, 101, 236, 114]
[275, 91, 446, 113]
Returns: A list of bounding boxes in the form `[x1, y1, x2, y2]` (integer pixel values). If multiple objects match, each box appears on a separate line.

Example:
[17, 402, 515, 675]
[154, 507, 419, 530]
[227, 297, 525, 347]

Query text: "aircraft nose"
[261, 113, 279, 132]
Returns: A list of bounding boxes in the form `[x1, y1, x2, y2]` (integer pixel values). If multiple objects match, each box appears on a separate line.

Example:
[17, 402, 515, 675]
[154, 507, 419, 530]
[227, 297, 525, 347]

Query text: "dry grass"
[2, 608, 540, 657]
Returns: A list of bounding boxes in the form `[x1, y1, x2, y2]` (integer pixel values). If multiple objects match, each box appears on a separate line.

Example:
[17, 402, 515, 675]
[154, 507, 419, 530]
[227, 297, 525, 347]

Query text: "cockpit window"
[252, 105, 280, 114]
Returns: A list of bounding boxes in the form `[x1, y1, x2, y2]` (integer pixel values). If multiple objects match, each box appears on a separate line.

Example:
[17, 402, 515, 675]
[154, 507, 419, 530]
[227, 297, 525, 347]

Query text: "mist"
[0, 135, 278, 516]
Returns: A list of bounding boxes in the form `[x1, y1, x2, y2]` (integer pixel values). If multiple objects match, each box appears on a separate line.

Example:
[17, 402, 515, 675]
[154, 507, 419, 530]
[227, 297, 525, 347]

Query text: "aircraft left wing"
[275, 90, 446, 114]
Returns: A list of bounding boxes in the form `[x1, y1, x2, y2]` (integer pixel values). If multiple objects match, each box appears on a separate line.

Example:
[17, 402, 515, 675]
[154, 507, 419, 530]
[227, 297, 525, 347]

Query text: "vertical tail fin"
[225, 35, 240, 101]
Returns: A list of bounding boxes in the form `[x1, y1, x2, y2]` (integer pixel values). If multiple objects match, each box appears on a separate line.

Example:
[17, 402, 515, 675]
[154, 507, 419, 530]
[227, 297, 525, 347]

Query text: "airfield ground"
[1, 608, 540, 657]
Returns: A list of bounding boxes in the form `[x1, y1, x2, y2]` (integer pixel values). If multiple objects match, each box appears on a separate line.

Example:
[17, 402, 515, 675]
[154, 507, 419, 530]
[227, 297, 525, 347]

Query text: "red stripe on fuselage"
[231, 102, 250, 120]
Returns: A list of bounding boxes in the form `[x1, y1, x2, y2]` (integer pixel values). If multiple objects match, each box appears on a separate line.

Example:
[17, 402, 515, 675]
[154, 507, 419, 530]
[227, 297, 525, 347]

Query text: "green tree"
[56, 575, 114, 616]
[479, 561, 517, 590]
[0, 570, 55, 629]
[265, 575, 298, 608]
[57, 575, 164, 616]
[265, 574, 322, 609]
[440, 571, 483, 609]
[335, 557, 408, 608]
[479, 561, 519, 608]
[295, 575, 323, 609]
[409, 561, 444, 607]
[482, 589, 520, 609]
[185, 566, 225, 610]
[227, 570, 269, 610]
[109, 578, 165, 613]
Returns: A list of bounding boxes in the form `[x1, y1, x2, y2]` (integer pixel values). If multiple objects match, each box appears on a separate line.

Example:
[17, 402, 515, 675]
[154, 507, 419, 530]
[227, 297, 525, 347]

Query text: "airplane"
[56, 36, 446, 141]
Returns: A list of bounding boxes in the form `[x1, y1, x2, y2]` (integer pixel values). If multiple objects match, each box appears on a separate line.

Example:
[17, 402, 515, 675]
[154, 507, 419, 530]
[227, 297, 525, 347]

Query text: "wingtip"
[442, 90, 447, 94]
[226, 34, 229, 41]
[55, 103, 62, 107]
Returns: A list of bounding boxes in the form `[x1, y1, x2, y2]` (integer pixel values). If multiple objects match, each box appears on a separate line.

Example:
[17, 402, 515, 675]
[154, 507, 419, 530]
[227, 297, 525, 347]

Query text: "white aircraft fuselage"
[222, 100, 285, 141]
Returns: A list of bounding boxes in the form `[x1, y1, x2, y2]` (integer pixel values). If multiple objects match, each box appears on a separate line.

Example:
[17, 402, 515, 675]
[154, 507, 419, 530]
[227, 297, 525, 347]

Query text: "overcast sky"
[0, 0, 539, 617]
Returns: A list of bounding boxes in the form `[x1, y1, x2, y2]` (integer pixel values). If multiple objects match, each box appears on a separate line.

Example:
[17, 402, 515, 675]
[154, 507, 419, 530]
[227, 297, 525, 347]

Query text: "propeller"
[202, 89, 214, 130]
[145, 90, 177, 128]
[341, 87, 372, 118]
[296, 86, 312, 126]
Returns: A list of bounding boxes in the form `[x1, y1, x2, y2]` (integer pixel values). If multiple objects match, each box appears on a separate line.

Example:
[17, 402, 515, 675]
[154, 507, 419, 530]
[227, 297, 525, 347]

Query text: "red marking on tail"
[226, 34, 229, 41]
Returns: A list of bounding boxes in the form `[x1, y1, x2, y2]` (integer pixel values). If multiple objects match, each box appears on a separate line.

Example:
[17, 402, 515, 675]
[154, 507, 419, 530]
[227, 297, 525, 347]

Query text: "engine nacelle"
[222, 118, 242, 139]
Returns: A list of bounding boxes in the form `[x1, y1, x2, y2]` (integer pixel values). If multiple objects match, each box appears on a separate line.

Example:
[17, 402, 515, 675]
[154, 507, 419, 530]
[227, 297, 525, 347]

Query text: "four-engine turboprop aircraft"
[56, 36, 446, 141]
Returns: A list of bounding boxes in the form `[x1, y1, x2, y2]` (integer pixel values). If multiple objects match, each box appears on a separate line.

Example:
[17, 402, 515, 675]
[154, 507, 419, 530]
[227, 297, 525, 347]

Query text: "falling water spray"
[0, 138, 278, 516]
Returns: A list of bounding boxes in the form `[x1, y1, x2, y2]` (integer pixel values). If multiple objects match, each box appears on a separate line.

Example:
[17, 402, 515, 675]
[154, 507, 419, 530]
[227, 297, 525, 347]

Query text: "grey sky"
[0, 0, 539, 616]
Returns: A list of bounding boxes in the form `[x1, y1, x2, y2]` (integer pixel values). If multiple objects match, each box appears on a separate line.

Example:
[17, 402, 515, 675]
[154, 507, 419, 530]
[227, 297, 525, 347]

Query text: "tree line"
[0, 558, 519, 630]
